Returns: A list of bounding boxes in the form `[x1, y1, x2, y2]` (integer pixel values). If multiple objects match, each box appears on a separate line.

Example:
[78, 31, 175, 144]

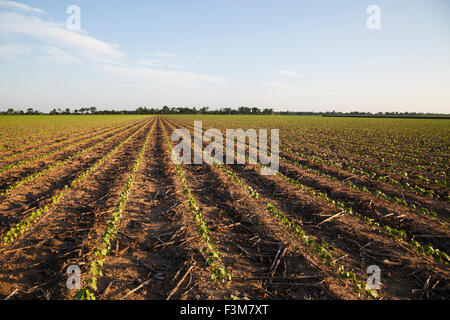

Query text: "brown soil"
[0, 116, 448, 301]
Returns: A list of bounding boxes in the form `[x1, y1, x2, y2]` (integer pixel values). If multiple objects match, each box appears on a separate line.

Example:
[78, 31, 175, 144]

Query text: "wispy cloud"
[0, 42, 30, 59]
[39, 46, 82, 64]
[0, 11, 125, 63]
[0, 0, 44, 14]
[277, 70, 304, 78]
[0, 3, 226, 89]
[102, 64, 228, 87]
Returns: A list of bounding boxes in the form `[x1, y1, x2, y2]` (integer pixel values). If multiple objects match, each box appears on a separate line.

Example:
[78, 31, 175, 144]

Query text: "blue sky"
[0, 0, 449, 113]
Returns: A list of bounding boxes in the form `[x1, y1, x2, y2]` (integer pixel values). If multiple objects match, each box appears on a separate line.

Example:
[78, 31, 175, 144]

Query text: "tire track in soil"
[95, 119, 198, 300]
[0, 120, 148, 233]
[162, 119, 344, 300]
[227, 163, 450, 299]
[0, 119, 154, 300]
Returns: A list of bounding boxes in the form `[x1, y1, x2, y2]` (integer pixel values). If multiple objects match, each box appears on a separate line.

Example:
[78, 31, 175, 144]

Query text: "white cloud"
[0, 0, 44, 14]
[101, 64, 228, 87]
[39, 46, 82, 64]
[0, 7, 226, 89]
[0, 11, 125, 63]
[277, 70, 304, 78]
[0, 42, 30, 59]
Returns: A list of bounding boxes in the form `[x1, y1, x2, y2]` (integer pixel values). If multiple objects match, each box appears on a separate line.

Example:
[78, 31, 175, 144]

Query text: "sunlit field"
[0, 115, 448, 300]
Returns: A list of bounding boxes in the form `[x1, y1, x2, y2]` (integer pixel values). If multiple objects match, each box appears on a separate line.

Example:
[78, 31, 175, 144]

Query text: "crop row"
[175, 118, 446, 206]
[272, 166, 449, 264]
[167, 119, 449, 264]
[279, 156, 440, 219]
[0, 116, 141, 154]
[0, 121, 137, 176]
[287, 141, 448, 188]
[161, 122, 231, 284]
[170, 117, 447, 182]
[216, 162, 378, 298]
[76, 120, 156, 300]
[165, 119, 381, 299]
[0, 122, 127, 162]
[280, 123, 447, 173]
[163, 119, 380, 297]
[0, 121, 144, 196]
[1, 120, 152, 246]
[283, 144, 446, 201]
[166, 118, 446, 197]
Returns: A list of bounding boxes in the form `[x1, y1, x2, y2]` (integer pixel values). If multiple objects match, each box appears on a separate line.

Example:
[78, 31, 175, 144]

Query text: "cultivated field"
[0, 115, 448, 300]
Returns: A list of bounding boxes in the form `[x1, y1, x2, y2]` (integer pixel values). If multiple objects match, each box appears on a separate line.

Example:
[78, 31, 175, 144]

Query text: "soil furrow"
[0, 120, 149, 232]
[162, 119, 349, 299]
[226, 163, 449, 299]
[0, 118, 155, 299]
[96, 119, 199, 300]
[277, 161, 450, 252]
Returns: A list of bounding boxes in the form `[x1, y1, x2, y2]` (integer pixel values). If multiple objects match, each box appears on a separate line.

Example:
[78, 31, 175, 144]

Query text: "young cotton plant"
[161, 124, 231, 284]
[76, 121, 155, 300]
[2, 122, 150, 246]
[0, 123, 139, 196]
[272, 168, 448, 264]
[212, 156, 379, 298]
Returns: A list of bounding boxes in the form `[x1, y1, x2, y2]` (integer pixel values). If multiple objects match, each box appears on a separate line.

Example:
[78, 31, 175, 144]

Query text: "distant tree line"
[0, 107, 448, 118]
[0, 106, 275, 115]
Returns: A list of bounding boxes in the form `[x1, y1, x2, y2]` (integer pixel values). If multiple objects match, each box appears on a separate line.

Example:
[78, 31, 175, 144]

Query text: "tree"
[238, 106, 251, 114]
[251, 107, 260, 114]
[162, 106, 170, 114]
[90, 107, 97, 114]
